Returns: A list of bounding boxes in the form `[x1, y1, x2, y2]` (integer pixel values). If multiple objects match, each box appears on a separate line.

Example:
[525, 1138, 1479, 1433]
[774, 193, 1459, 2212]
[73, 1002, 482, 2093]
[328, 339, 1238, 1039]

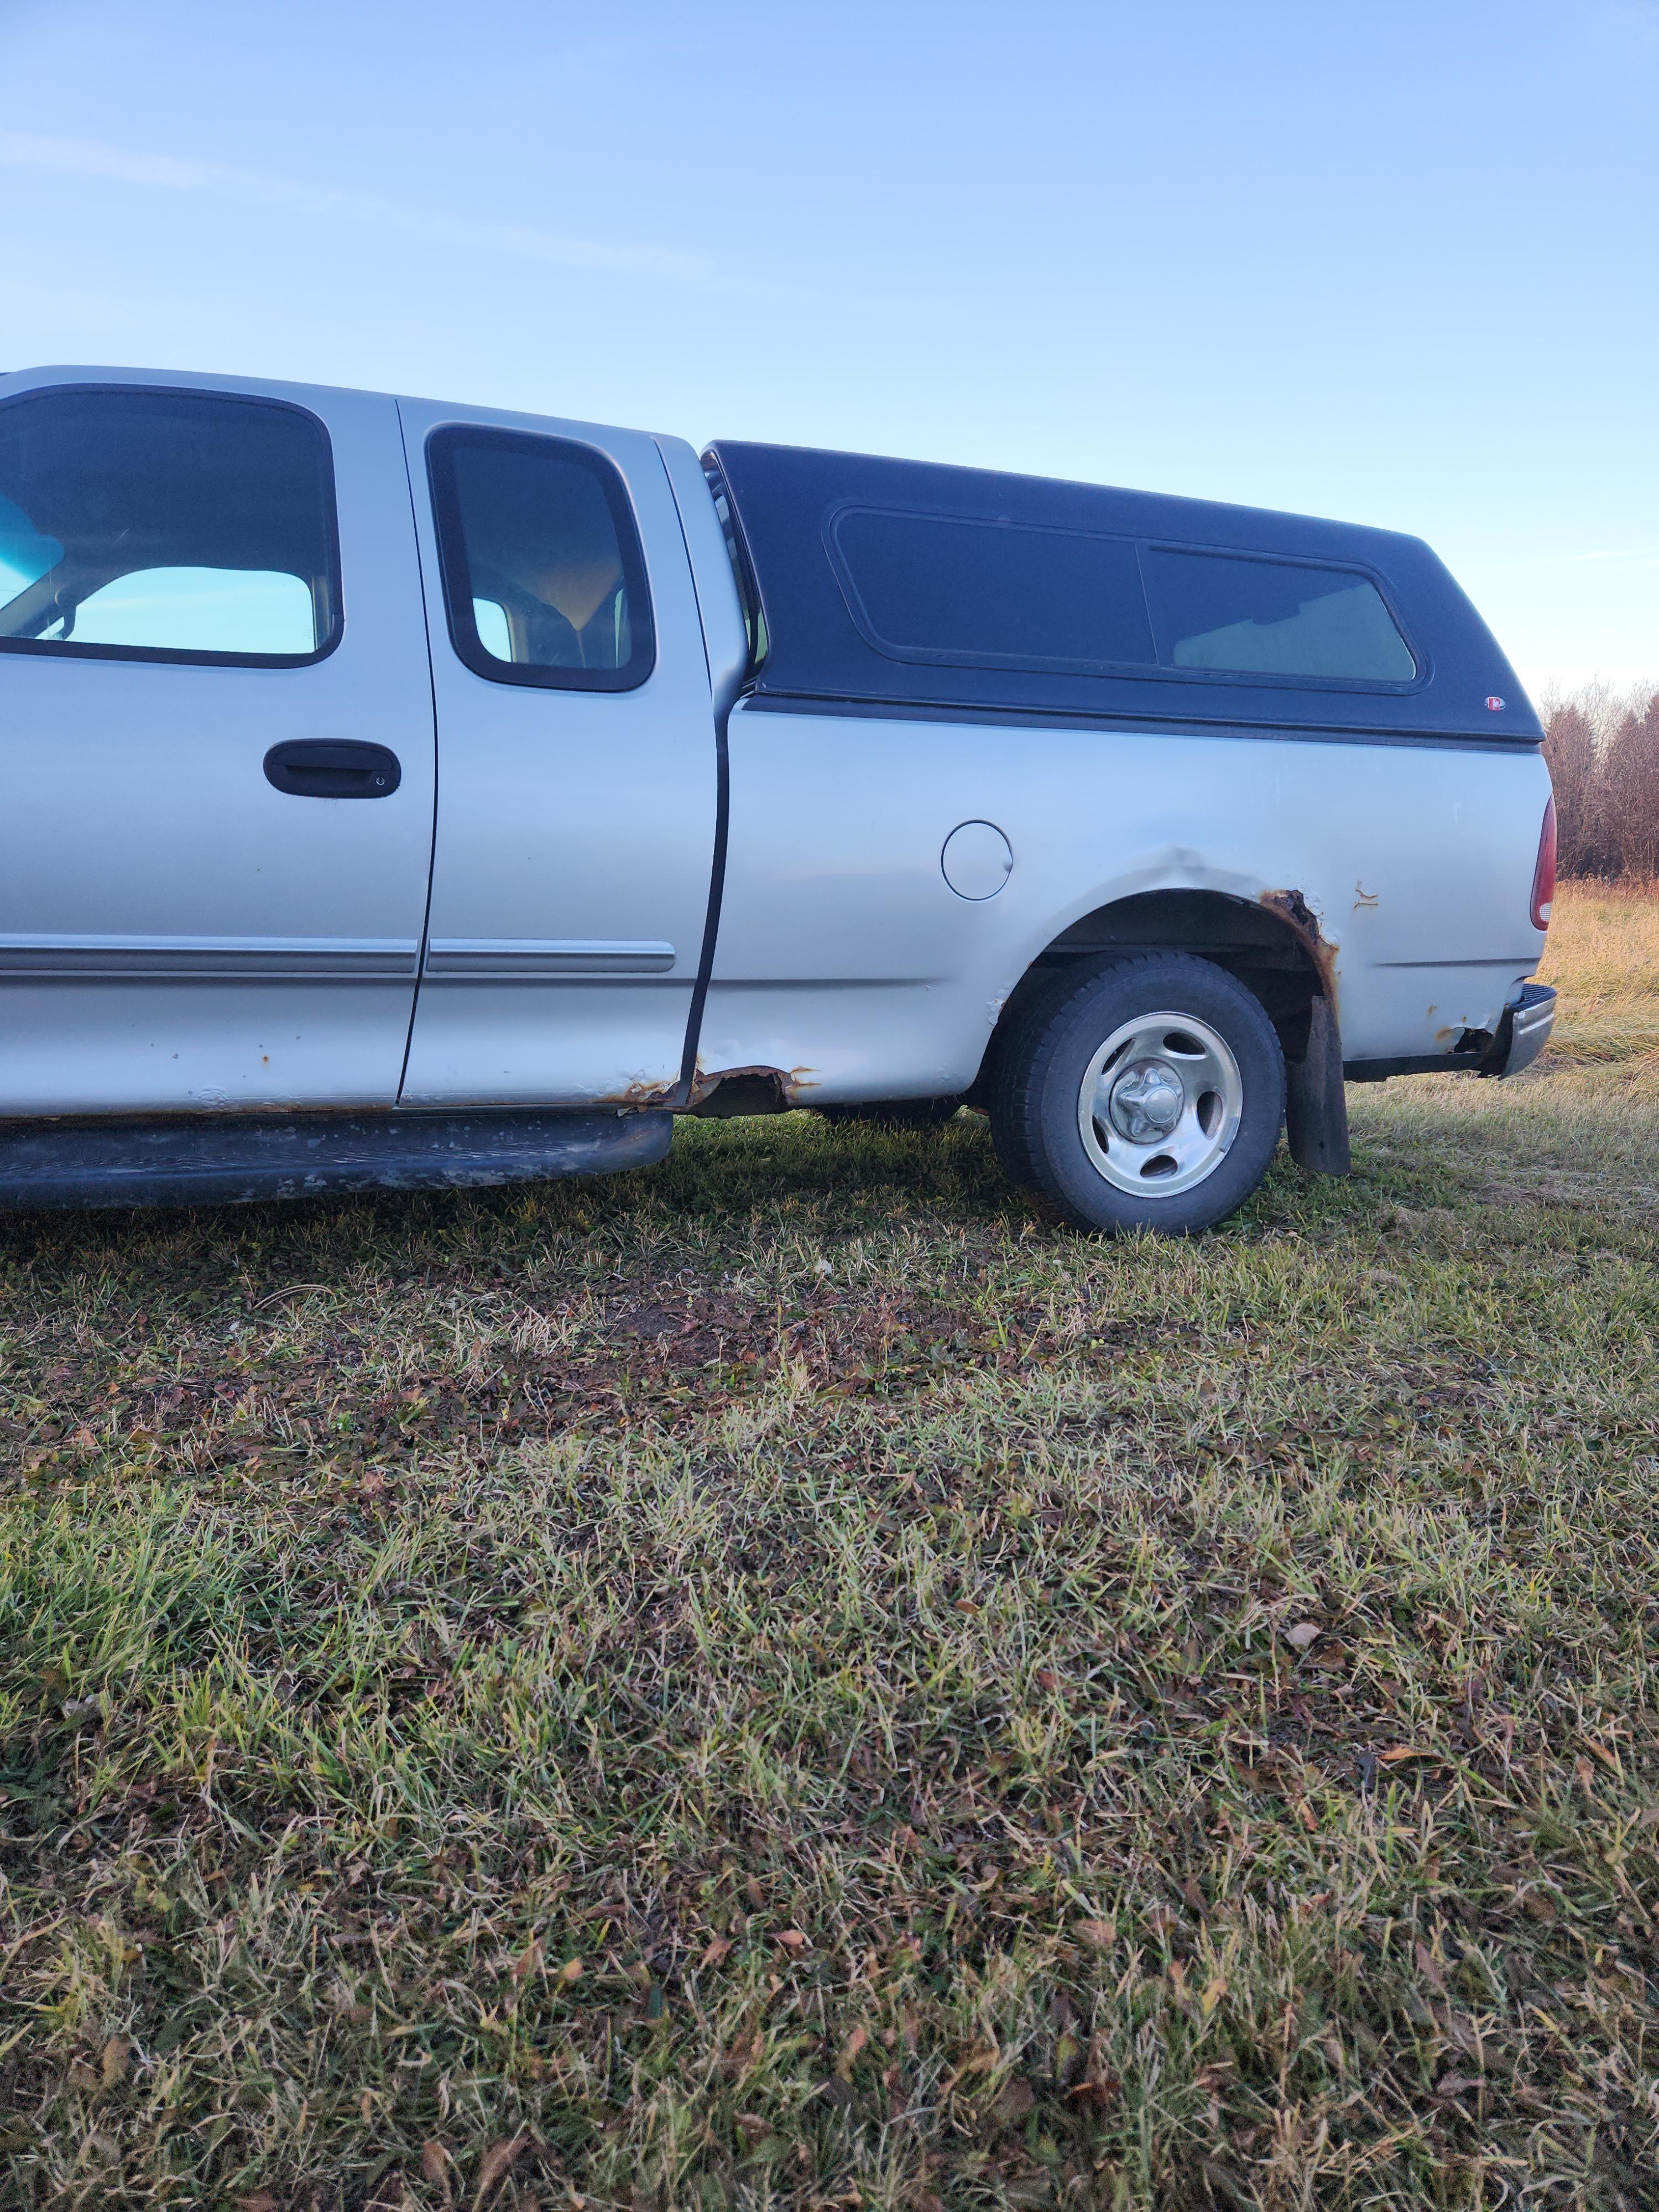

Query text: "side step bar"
[0, 1108, 672, 1212]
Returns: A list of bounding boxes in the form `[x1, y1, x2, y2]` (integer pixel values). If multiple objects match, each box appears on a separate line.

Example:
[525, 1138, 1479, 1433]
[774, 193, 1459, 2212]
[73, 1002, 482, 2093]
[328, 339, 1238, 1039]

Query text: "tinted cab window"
[427, 427, 654, 691]
[0, 387, 339, 664]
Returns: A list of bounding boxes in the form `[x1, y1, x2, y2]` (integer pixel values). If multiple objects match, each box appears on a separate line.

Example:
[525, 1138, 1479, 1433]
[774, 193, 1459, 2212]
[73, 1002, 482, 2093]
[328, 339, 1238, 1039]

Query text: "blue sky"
[2, 0, 1654, 698]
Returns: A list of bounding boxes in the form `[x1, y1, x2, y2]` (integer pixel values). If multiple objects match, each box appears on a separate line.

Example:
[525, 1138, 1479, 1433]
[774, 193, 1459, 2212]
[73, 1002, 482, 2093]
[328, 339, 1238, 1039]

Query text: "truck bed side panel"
[703, 703, 1550, 1100]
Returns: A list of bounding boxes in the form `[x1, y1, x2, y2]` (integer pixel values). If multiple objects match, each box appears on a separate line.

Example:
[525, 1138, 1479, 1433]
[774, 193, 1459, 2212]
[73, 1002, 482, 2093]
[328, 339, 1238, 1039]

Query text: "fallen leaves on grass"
[421, 2139, 455, 2203]
[993, 2078, 1037, 2124]
[472, 2134, 528, 2210]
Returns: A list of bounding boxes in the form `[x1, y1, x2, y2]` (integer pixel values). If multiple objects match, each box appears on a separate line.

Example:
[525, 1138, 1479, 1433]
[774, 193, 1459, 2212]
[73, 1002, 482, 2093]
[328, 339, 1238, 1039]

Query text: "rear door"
[395, 403, 718, 1107]
[0, 370, 435, 1114]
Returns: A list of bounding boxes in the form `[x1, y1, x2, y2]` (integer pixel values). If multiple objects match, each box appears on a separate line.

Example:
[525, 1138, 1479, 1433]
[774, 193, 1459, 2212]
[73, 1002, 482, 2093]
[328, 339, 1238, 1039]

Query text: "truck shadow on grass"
[3, 1076, 1654, 1504]
[0, 1108, 1408, 1489]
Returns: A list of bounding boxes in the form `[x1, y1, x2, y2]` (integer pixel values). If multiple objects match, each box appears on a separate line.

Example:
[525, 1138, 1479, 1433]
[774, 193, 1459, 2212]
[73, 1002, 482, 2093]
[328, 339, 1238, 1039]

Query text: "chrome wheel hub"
[1078, 1011, 1244, 1196]
[1108, 1058, 1186, 1141]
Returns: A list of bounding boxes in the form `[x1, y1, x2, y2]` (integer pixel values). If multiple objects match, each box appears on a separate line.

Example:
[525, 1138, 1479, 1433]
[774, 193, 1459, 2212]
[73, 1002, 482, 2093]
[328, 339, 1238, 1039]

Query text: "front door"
[0, 372, 435, 1115]
[395, 404, 718, 1107]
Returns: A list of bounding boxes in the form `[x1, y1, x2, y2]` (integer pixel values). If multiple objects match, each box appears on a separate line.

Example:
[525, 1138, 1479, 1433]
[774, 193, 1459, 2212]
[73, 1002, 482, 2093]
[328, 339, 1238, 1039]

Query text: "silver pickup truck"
[0, 366, 1557, 1232]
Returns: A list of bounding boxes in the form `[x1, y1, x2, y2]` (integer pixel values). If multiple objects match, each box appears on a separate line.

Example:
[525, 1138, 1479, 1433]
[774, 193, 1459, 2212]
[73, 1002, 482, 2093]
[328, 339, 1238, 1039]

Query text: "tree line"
[1542, 680, 1659, 880]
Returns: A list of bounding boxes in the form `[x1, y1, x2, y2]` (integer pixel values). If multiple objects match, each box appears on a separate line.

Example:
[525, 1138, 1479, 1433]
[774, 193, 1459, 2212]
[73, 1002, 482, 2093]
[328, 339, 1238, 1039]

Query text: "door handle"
[264, 740, 402, 800]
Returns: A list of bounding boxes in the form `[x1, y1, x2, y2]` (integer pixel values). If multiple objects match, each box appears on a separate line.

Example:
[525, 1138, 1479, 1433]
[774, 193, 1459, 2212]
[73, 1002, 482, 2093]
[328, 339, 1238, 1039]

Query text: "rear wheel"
[989, 953, 1284, 1234]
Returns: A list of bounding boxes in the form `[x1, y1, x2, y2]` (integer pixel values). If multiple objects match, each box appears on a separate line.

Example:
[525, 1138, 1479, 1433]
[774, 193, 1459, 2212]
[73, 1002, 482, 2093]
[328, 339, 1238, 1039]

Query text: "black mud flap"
[1284, 995, 1350, 1177]
[0, 1108, 673, 1213]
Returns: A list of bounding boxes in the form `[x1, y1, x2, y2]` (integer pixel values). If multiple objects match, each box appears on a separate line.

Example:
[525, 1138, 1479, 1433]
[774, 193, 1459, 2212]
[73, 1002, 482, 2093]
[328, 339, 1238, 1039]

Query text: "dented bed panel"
[706, 702, 1551, 1095]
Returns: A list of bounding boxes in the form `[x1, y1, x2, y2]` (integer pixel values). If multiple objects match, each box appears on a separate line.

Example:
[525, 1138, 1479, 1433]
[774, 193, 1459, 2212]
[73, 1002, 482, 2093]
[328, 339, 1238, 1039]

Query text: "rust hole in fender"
[599, 1064, 818, 1116]
[606, 1076, 685, 1111]
[690, 1064, 818, 1117]
[1259, 888, 1339, 1016]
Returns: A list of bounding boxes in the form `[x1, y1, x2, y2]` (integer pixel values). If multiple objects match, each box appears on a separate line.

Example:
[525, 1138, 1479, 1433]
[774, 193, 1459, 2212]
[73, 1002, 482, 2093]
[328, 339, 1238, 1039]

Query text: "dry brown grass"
[1536, 878, 1659, 1072]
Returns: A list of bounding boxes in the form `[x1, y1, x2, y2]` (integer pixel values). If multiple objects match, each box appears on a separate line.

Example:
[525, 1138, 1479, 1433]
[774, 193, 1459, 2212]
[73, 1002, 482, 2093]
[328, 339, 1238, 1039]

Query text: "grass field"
[2, 883, 1657, 2212]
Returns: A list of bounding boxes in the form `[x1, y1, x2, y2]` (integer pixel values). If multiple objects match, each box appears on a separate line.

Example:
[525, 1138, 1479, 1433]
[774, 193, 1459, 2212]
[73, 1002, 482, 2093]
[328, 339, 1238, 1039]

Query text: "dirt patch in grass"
[4, 1266, 1192, 1484]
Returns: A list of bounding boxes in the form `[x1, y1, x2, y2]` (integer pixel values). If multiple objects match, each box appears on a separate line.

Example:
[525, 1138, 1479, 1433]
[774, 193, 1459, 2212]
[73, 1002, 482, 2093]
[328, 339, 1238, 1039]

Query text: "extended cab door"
[0, 371, 436, 1115]
[396, 405, 718, 1106]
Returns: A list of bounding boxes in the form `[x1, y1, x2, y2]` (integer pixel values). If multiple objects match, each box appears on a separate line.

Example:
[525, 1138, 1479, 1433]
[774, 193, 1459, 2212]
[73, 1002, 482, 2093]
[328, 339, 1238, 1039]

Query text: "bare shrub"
[1542, 703, 1599, 874]
[1540, 680, 1659, 880]
[1602, 695, 1659, 880]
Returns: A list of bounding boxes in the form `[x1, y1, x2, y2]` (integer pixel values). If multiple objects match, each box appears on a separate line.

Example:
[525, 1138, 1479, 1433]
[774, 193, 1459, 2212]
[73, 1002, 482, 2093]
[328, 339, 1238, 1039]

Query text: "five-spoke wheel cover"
[1077, 1010, 1244, 1197]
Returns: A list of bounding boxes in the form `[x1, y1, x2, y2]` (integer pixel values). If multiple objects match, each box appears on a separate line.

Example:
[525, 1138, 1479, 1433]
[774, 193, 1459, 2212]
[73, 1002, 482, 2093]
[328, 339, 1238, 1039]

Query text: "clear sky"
[2, 0, 1654, 700]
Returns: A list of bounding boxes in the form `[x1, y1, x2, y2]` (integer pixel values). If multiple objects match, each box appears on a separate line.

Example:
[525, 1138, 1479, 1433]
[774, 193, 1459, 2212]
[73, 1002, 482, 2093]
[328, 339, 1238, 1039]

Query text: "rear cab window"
[426, 427, 654, 691]
[0, 386, 340, 665]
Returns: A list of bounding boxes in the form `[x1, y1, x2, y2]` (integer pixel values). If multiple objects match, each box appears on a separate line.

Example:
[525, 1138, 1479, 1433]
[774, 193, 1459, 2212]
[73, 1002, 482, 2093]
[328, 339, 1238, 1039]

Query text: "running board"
[0, 1108, 672, 1212]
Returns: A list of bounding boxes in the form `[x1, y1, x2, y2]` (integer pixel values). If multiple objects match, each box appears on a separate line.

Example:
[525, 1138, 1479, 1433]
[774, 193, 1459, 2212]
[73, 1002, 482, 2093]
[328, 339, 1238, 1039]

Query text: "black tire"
[988, 952, 1284, 1235]
[815, 1097, 962, 1130]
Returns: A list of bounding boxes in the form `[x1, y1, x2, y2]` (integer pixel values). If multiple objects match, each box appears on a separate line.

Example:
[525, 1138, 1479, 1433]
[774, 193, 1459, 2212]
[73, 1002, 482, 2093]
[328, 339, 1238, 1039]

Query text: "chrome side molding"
[422, 940, 676, 978]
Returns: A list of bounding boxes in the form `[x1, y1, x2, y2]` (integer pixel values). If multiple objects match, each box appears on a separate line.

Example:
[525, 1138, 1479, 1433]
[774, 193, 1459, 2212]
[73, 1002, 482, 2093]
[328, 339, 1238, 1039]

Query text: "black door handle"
[264, 740, 402, 799]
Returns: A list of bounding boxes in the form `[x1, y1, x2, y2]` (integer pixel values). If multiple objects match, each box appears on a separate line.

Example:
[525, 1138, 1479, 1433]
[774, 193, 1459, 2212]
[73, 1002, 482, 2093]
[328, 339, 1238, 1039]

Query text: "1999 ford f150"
[0, 365, 1557, 1232]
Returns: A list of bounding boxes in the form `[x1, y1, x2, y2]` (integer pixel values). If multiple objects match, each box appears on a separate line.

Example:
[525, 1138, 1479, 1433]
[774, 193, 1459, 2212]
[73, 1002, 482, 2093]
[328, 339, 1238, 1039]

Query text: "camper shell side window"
[825, 507, 1418, 691]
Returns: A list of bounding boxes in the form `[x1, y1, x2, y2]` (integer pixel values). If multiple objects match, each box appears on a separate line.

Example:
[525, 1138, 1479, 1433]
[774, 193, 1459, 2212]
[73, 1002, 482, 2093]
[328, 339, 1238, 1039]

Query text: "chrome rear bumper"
[1492, 981, 1557, 1077]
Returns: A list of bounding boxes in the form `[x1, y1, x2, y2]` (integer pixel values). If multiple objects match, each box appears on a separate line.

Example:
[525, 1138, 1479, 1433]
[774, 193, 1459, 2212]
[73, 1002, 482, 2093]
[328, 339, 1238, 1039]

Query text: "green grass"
[2, 884, 1657, 2211]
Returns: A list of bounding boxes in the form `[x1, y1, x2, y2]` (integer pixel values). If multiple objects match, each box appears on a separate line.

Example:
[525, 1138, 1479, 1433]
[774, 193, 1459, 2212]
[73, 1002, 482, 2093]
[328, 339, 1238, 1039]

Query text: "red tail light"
[1530, 795, 1556, 931]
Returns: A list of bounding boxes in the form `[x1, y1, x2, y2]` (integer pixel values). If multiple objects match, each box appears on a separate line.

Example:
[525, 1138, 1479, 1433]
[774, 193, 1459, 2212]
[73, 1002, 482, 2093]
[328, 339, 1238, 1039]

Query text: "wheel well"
[975, 889, 1330, 1093]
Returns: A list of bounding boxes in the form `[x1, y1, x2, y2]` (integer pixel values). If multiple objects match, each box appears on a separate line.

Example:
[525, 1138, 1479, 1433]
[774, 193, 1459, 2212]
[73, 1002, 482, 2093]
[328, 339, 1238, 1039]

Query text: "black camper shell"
[705, 442, 1540, 747]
